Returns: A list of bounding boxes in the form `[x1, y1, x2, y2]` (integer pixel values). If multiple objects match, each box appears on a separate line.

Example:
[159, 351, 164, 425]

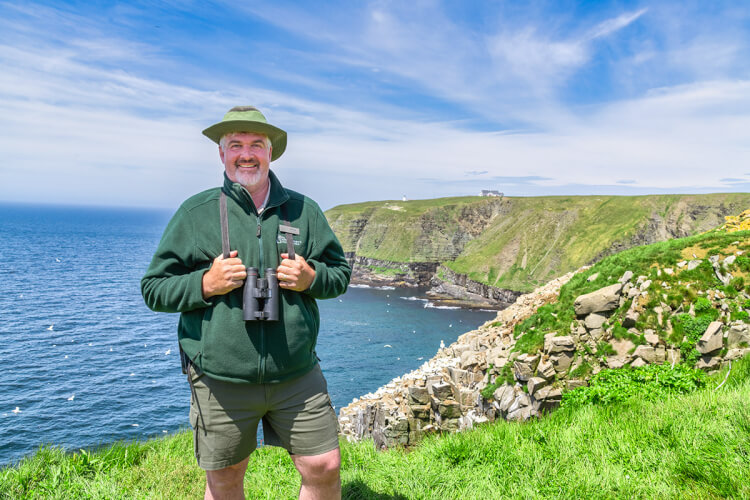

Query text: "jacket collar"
[222, 170, 290, 214]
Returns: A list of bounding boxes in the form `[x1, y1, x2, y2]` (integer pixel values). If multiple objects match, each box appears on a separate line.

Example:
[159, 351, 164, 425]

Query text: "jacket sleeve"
[141, 206, 213, 313]
[304, 202, 351, 300]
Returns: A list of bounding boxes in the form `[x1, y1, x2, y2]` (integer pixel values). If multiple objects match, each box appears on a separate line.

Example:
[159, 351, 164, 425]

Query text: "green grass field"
[3, 357, 749, 499]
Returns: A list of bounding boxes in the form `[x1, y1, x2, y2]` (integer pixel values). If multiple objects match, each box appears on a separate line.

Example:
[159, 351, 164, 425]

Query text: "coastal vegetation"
[326, 192, 750, 292]
[2, 357, 748, 498]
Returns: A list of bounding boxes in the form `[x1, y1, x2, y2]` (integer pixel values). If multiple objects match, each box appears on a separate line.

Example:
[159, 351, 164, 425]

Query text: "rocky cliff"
[338, 220, 750, 449]
[326, 194, 750, 302]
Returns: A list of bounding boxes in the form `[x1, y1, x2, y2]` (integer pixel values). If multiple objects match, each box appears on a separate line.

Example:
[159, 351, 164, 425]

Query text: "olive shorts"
[188, 363, 339, 471]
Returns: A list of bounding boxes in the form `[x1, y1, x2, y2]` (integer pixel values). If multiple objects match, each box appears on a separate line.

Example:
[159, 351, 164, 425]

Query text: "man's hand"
[202, 250, 247, 299]
[277, 253, 315, 292]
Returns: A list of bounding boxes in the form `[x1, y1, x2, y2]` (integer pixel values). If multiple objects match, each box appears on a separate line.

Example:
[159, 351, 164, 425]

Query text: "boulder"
[687, 259, 702, 271]
[496, 385, 517, 413]
[630, 358, 647, 368]
[566, 379, 587, 390]
[448, 367, 470, 386]
[430, 382, 454, 401]
[725, 348, 750, 361]
[666, 349, 681, 365]
[619, 271, 634, 283]
[410, 404, 431, 419]
[438, 400, 462, 419]
[546, 335, 576, 353]
[655, 346, 666, 364]
[451, 344, 471, 358]
[574, 283, 623, 316]
[459, 388, 479, 408]
[696, 355, 720, 372]
[696, 322, 724, 355]
[633, 345, 656, 363]
[727, 323, 750, 348]
[622, 310, 639, 328]
[585, 313, 607, 330]
[408, 386, 430, 405]
[513, 354, 540, 381]
[460, 350, 486, 371]
[506, 393, 532, 421]
[645, 333, 660, 346]
[440, 418, 461, 432]
[606, 357, 628, 369]
[536, 360, 556, 380]
[527, 377, 549, 395]
[550, 351, 575, 373]
[611, 338, 636, 358]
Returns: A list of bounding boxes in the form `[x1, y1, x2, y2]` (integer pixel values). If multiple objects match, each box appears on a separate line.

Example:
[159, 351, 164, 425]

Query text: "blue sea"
[0, 203, 496, 466]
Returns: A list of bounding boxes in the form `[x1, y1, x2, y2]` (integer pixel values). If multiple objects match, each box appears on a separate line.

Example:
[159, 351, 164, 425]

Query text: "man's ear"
[219, 145, 225, 163]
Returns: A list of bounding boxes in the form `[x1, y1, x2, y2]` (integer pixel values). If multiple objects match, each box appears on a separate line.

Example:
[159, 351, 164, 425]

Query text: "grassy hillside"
[2, 358, 748, 499]
[326, 193, 750, 292]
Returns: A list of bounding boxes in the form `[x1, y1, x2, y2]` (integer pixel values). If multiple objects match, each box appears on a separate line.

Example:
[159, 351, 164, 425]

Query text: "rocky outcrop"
[338, 271, 578, 448]
[428, 266, 522, 307]
[348, 254, 439, 287]
[339, 243, 750, 449]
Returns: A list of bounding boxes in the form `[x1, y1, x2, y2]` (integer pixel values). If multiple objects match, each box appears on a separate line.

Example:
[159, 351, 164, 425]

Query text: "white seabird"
[47, 324, 54, 331]
[165, 349, 171, 355]
[12, 407, 21, 414]
[67, 394, 75, 401]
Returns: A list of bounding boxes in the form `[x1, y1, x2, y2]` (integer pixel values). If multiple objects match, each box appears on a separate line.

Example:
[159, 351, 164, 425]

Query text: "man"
[142, 106, 351, 499]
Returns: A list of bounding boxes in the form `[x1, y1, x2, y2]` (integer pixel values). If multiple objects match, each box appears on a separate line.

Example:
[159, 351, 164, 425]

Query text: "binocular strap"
[220, 191, 230, 259]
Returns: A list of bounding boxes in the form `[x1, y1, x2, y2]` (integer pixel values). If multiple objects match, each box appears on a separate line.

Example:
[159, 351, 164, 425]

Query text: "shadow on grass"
[343, 479, 409, 500]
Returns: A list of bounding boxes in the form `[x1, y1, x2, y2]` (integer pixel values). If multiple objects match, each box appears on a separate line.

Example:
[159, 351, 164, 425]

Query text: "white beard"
[234, 168, 266, 189]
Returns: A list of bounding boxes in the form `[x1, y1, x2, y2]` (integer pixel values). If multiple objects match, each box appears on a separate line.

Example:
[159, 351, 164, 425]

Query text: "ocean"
[0, 203, 496, 466]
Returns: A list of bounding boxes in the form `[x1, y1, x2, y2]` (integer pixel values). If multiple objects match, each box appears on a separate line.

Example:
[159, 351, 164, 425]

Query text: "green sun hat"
[202, 106, 287, 161]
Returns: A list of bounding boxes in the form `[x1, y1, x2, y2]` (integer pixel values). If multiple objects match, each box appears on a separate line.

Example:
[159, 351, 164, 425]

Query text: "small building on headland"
[479, 190, 503, 197]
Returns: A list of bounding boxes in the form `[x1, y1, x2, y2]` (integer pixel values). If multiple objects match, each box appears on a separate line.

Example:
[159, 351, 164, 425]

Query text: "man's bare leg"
[205, 456, 250, 500]
[291, 448, 341, 500]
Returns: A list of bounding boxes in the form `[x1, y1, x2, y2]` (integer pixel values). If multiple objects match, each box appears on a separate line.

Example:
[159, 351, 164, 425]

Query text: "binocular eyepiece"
[243, 267, 279, 321]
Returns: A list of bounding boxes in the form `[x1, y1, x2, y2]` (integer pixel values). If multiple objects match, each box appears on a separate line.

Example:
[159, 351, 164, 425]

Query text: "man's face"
[220, 132, 272, 191]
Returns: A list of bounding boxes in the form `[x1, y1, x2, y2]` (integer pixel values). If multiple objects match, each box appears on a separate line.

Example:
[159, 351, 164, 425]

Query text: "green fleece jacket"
[141, 171, 351, 384]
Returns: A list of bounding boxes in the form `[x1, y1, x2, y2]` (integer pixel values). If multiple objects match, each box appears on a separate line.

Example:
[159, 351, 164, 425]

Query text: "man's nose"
[238, 146, 256, 158]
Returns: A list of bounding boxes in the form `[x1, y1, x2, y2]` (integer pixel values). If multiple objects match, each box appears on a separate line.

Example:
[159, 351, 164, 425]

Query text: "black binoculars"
[243, 267, 279, 321]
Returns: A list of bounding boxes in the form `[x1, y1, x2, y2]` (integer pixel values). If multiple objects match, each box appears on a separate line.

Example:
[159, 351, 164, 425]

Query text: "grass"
[3, 358, 750, 499]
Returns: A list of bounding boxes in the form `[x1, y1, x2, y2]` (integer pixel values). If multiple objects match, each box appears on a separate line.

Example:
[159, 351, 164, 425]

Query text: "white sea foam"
[399, 296, 428, 302]
[423, 302, 460, 310]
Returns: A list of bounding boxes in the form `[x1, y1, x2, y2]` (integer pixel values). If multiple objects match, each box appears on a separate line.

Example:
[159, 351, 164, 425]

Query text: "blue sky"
[1, 0, 749, 210]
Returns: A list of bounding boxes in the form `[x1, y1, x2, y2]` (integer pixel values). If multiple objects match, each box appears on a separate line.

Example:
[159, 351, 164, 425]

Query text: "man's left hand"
[277, 253, 315, 292]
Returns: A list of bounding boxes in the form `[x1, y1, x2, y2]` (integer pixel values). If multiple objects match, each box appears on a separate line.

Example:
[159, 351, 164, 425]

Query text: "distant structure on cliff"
[479, 189, 503, 197]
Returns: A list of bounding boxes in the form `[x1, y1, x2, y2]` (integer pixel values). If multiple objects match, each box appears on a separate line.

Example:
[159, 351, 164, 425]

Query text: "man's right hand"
[202, 250, 247, 299]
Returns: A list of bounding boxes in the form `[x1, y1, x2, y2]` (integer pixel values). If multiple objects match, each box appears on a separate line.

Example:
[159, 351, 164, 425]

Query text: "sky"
[1, 0, 749, 210]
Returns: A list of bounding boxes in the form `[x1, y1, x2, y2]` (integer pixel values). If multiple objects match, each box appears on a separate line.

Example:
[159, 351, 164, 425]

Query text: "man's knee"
[205, 457, 249, 494]
[293, 448, 341, 484]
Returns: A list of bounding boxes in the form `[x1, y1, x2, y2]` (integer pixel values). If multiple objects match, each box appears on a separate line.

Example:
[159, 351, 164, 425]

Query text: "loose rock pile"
[338, 271, 579, 449]
[338, 245, 750, 450]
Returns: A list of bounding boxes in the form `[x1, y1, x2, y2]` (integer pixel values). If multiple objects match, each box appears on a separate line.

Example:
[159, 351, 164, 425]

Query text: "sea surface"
[0, 203, 496, 466]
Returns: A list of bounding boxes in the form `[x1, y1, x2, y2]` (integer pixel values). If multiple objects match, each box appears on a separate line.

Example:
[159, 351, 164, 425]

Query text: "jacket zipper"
[257, 213, 265, 383]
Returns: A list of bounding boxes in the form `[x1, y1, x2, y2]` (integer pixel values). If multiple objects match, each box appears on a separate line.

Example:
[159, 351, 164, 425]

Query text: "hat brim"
[202, 120, 287, 161]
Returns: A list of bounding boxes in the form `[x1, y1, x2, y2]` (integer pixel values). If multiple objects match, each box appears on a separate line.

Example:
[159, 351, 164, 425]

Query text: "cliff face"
[326, 193, 750, 295]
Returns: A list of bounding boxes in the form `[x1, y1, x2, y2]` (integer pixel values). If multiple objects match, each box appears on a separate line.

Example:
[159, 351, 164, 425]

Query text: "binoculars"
[243, 267, 279, 321]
